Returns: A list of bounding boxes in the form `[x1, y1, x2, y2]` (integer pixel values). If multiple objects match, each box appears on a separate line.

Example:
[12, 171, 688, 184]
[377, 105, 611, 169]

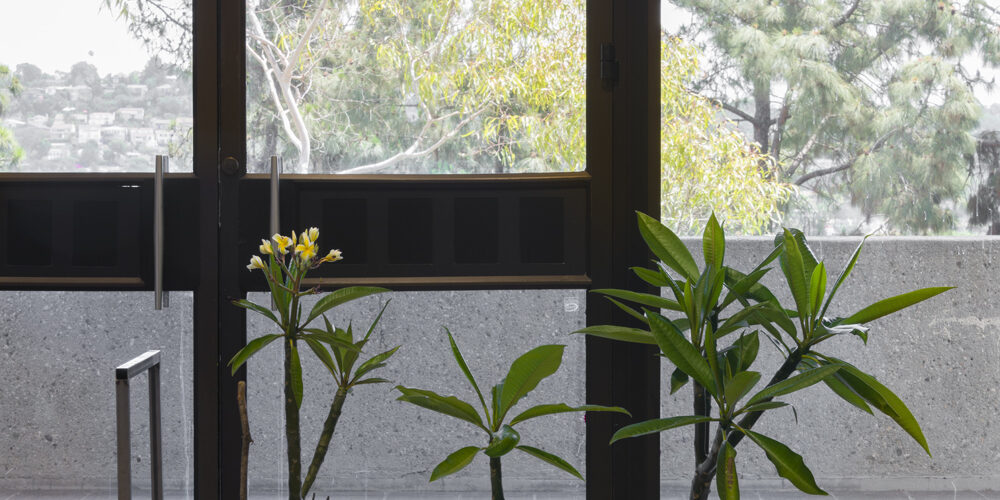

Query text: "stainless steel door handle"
[154, 155, 169, 310]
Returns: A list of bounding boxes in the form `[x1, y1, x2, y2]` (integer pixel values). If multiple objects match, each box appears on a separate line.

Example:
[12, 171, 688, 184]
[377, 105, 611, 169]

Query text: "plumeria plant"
[231, 228, 395, 500]
[580, 212, 952, 499]
[395, 328, 630, 500]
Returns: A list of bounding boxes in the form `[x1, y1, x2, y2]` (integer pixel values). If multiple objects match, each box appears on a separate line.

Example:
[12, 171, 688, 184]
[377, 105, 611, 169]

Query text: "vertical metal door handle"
[270, 156, 281, 310]
[270, 155, 281, 236]
[155, 155, 169, 310]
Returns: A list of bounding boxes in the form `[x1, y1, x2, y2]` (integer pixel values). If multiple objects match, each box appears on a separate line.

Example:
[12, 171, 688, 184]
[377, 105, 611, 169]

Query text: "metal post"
[270, 156, 281, 310]
[115, 350, 164, 500]
[116, 378, 132, 499]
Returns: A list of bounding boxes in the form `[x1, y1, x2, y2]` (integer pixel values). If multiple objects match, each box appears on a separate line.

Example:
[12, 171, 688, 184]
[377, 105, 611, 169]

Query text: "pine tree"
[670, 0, 1000, 233]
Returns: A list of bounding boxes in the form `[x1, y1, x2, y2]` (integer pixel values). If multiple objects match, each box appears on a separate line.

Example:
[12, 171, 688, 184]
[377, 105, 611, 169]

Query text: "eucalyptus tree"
[670, 0, 1000, 233]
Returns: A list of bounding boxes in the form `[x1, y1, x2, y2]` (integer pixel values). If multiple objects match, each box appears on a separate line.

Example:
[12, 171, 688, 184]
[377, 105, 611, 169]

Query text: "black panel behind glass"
[322, 199, 367, 264]
[520, 197, 564, 263]
[7, 200, 53, 266]
[454, 198, 499, 264]
[72, 201, 118, 267]
[387, 198, 433, 264]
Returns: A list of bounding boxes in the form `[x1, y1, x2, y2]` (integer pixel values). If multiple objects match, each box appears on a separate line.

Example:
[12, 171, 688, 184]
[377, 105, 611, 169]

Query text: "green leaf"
[727, 331, 759, 373]
[716, 441, 739, 500]
[775, 228, 819, 277]
[304, 286, 389, 327]
[724, 371, 761, 408]
[300, 330, 361, 354]
[430, 446, 480, 481]
[839, 287, 953, 326]
[574, 325, 656, 345]
[228, 334, 282, 375]
[395, 386, 488, 432]
[483, 425, 521, 457]
[647, 311, 717, 395]
[290, 341, 303, 409]
[232, 299, 280, 326]
[267, 253, 289, 321]
[516, 446, 583, 480]
[606, 297, 650, 325]
[823, 357, 930, 455]
[632, 266, 668, 287]
[445, 327, 491, 425]
[809, 262, 827, 324]
[508, 403, 630, 426]
[799, 358, 872, 414]
[669, 367, 689, 394]
[362, 299, 391, 342]
[737, 401, 789, 414]
[722, 266, 777, 308]
[637, 211, 698, 281]
[354, 377, 391, 385]
[302, 336, 338, 378]
[497, 345, 564, 422]
[746, 364, 841, 406]
[353, 346, 400, 382]
[780, 229, 811, 323]
[744, 430, 826, 495]
[610, 415, 714, 444]
[820, 235, 868, 319]
[703, 212, 725, 270]
[593, 288, 682, 311]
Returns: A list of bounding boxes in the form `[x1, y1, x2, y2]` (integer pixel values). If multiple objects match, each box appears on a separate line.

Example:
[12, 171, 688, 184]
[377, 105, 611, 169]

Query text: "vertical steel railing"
[154, 155, 169, 310]
[115, 350, 163, 500]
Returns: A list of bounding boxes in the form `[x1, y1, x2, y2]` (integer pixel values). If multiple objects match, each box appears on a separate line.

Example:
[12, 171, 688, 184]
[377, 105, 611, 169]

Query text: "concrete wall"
[660, 237, 1000, 498]
[0, 238, 998, 498]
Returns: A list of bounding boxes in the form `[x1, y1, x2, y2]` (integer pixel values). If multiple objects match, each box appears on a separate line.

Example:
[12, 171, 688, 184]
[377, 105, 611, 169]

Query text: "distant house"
[27, 115, 48, 127]
[70, 113, 88, 123]
[125, 84, 148, 97]
[151, 119, 174, 131]
[130, 127, 156, 147]
[46, 143, 71, 160]
[88, 112, 115, 126]
[154, 84, 174, 95]
[51, 123, 76, 141]
[154, 129, 177, 146]
[117, 107, 145, 122]
[77, 125, 101, 143]
[100, 126, 128, 142]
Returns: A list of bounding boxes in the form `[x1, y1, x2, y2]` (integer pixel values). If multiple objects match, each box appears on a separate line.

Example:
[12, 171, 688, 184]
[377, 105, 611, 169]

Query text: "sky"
[0, 0, 152, 75]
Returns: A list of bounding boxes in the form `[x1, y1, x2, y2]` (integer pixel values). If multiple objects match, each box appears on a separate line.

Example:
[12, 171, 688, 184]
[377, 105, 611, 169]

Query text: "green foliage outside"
[669, 0, 999, 234]
[0, 65, 24, 170]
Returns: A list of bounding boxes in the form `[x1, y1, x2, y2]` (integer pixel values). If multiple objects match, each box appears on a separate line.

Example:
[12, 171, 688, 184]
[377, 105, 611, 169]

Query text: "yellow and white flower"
[247, 255, 266, 270]
[272, 233, 293, 254]
[319, 249, 343, 263]
[259, 239, 273, 255]
[307, 227, 319, 242]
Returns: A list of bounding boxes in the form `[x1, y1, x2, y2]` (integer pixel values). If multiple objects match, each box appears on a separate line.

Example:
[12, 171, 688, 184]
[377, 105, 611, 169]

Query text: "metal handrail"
[115, 350, 163, 500]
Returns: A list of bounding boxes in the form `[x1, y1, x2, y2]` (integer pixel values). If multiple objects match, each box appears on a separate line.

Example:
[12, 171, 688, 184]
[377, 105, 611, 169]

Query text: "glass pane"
[0, 1, 192, 173]
[245, 1, 585, 175]
[245, 289, 586, 497]
[0, 291, 194, 497]
[660, 0, 1000, 236]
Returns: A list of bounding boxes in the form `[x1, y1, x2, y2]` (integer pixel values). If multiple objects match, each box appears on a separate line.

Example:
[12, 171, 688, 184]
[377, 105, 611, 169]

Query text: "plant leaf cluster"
[579, 212, 951, 498]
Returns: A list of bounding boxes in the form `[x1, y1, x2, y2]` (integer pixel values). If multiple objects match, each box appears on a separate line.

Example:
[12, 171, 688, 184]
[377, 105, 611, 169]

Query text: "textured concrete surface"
[660, 237, 1000, 497]
[1, 238, 999, 498]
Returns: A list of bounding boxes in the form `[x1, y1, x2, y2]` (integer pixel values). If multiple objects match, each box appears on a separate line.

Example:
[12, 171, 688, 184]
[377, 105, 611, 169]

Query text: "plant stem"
[285, 339, 302, 500]
[688, 348, 805, 500]
[693, 382, 710, 465]
[490, 457, 505, 500]
[301, 386, 349, 497]
[238, 381, 252, 500]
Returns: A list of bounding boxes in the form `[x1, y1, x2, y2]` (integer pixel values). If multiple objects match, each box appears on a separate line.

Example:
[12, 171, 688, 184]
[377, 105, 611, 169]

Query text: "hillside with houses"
[2, 59, 191, 172]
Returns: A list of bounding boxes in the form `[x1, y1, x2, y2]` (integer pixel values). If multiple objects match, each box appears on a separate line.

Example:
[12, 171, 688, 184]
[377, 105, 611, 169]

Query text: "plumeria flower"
[296, 238, 318, 260]
[260, 239, 274, 255]
[307, 227, 319, 242]
[247, 255, 266, 270]
[319, 249, 342, 263]
[272, 233, 293, 254]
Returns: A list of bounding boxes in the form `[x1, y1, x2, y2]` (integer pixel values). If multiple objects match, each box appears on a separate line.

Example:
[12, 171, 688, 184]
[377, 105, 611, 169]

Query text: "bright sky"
[0, 0, 151, 75]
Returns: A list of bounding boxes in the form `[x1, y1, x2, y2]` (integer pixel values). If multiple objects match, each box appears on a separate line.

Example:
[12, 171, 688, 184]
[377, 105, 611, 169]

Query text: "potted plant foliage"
[232, 228, 399, 499]
[579, 213, 951, 499]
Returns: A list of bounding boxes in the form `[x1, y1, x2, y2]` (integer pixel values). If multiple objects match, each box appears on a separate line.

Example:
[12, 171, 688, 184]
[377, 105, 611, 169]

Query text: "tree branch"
[783, 115, 832, 178]
[794, 128, 899, 185]
[701, 92, 758, 125]
[828, 0, 861, 31]
[337, 108, 486, 174]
